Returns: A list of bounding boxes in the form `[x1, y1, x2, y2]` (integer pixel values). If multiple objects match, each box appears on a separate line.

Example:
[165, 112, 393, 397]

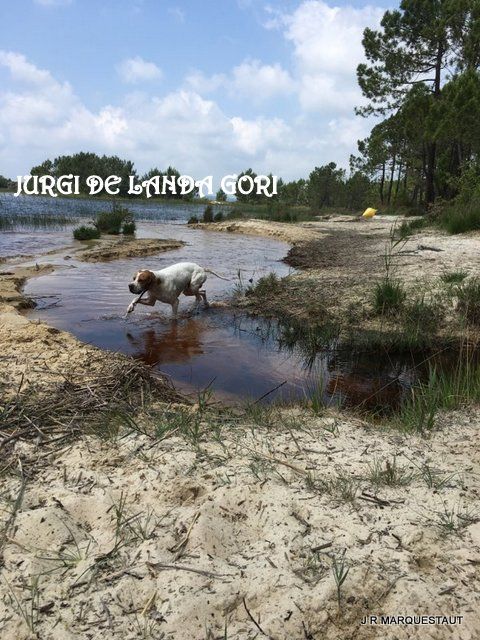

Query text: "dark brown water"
[21, 222, 428, 407]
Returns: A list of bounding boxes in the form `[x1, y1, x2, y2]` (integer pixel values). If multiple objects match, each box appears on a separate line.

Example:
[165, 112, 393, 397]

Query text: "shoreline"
[0, 234, 187, 394]
[0, 219, 479, 640]
[196, 217, 480, 349]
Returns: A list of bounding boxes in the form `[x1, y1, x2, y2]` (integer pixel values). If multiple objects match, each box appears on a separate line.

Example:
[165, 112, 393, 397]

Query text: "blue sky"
[0, 0, 395, 181]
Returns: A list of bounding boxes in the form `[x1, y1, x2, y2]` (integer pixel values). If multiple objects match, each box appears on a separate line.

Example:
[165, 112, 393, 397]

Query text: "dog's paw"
[126, 302, 136, 314]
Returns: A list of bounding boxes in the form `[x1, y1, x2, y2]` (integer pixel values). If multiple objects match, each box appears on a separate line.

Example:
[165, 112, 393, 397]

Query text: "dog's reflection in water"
[126, 317, 206, 366]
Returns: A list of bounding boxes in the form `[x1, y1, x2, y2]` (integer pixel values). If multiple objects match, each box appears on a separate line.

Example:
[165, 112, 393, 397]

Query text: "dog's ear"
[155, 274, 162, 285]
[137, 270, 155, 288]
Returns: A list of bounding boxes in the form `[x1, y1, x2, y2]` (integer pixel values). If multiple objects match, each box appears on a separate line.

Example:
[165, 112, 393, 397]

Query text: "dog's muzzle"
[129, 282, 143, 294]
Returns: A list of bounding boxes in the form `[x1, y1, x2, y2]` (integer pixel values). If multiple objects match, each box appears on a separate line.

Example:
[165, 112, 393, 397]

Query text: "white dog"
[127, 261, 228, 318]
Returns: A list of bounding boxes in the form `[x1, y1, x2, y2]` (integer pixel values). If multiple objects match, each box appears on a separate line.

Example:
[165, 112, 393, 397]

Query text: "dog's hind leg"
[171, 298, 179, 319]
[199, 289, 209, 307]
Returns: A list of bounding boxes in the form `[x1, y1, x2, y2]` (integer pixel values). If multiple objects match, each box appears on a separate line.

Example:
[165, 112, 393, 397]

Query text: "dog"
[126, 261, 228, 318]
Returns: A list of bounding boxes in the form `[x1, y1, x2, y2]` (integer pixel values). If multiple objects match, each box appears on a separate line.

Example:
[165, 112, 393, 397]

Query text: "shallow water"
[19, 221, 428, 408]
[0, 192, 214, 258]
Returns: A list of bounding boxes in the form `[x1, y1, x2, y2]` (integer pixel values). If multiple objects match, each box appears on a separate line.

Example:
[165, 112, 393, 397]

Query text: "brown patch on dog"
[136, 270, 155, 289]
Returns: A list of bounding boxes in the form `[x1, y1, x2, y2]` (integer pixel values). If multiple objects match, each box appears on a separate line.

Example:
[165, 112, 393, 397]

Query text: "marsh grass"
[395, 355, 480, 433]
[295, 550, 328, 585]
[439, 204, 480, 235]
[35, 536, 93, 570]
[306, 472, 359, 503]
[2, 575, 40, 633]
[0, 213, 74, 230]
[246, 272, 282, 298]
[400, 296, 443, 345]
[111, 492, 157, 546]
[226, 203, 314, 223]
[456, 278, 480, 325]
[373, 278, 406, 315]
[414, 462, 456, 490]
[95, 205, 134, 235]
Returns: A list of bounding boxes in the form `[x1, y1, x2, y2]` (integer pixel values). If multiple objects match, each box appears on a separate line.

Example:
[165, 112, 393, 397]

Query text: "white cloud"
[117, 56, 162, 84]
[184, 70, 225, 94]
[186, 2, 381, 122]
[0, 51, 59, 86]
[277, 0, 383, 113]
[231, 59, 294, 101]
[230, 116, 289, 155]
[0, 0, 383, 184]
[0, 50, 291, 180]
[185, 59, 293, 103]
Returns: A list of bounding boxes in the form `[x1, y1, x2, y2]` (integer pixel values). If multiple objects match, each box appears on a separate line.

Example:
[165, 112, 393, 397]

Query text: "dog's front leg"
[126, 294, 155, 315]
[126, 297, 139, 314]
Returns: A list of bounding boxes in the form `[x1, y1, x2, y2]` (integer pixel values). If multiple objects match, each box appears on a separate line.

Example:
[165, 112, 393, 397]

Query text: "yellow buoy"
[362, 207, 377, 218]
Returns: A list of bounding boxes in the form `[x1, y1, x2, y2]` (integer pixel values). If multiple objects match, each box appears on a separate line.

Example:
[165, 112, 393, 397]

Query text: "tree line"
[354, 0, 480, 209]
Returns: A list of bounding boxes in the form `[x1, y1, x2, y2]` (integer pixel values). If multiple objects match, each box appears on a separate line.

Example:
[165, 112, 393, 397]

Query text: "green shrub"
[213, 211, 224, 222]
[95, 205, 131, 234]
[187, 215, 199, 224]
[73, 225, 101, 241]
[373, 278, 406, 315]
[438, 164, 480, 234]
[225, 208, 244, 220]
[440, 206, 480, 234]
[397, 217, 428, 239]
[457, 278, 480, 324]
[202, 205, 214, 223]
[246, 272, 283, 297]
[122, 221, 136, 235]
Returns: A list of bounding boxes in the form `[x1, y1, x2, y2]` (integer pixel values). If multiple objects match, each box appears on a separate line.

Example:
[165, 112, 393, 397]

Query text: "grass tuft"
[395, 357, 480, 434]
[397, 217, 428, 239]
[373, 278, 406, 315]
[457, 278, 480, 325]
[368, 457, 414, 487]
[440, 270, 468, 285]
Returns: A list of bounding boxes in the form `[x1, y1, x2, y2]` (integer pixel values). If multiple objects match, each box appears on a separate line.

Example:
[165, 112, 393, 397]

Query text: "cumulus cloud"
[117, 56, 162, 84]
[0, 2, 383, 181]
[186, 59, 294, 103]
[230, 116, 290, 155]
[231, 60, 294, 100]
[272, 0, 383, 113]
[0, 50, 293, 179]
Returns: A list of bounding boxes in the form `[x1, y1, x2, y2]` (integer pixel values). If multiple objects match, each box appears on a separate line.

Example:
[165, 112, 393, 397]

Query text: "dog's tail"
[205, 268, 230, 281]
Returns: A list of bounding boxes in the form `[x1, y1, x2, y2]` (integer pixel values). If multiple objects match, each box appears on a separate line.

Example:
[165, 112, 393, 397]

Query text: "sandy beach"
[1, 217, 479, 639]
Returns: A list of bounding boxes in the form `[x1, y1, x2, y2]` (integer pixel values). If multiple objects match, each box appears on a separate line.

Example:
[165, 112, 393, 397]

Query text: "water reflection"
[126, 318, 206, 365]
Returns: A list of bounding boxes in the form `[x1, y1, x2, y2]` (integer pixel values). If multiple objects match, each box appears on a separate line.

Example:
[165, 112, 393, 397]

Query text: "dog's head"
[129, 269, 157, 294]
